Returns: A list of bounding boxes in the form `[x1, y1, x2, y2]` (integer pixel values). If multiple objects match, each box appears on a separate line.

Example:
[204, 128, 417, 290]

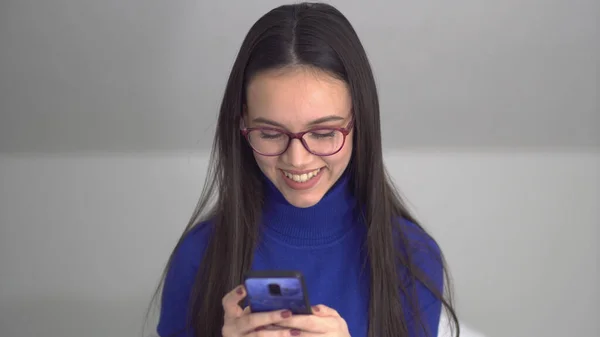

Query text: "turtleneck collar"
[261, 170, 358, 247]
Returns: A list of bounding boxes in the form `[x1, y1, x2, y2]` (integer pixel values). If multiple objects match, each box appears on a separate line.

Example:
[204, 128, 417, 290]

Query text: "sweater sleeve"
[157, 223, 212, 337]
[399, 220, 444, 337]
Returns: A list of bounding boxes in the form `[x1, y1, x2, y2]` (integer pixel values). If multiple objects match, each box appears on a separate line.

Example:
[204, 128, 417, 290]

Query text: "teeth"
[283, 168, 320, 183]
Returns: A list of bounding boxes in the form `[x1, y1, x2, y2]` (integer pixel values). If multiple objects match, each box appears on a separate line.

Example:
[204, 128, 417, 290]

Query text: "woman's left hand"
[271, 304, 351, 336]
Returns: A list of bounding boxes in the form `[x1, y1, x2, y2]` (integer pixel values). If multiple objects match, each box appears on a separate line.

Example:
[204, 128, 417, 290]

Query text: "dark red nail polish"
[312, 305, 320, 312]
[281, 310, 292, 318]
[291, 329, 301, 336]
[236, 287, 243, 295]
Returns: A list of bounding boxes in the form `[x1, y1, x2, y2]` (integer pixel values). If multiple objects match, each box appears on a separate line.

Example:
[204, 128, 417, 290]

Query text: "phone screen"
[244, 275, 310, 314]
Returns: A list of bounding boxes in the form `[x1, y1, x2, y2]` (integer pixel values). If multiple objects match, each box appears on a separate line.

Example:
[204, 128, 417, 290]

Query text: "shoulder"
[394, 218, 442, 263]
[394, 218, 445, 336]
[169, 221, 215, 270]
[393, 217, 444, 293]
[157, 220, 214, 336]
[162, 219, 215, 294]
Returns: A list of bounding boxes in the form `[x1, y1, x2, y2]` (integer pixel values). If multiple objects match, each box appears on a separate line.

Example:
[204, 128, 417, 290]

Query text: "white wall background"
[0, 151, 598, 337]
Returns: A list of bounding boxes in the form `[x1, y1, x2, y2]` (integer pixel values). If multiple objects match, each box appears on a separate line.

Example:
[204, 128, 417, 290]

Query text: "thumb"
[311, 304, 340, 317]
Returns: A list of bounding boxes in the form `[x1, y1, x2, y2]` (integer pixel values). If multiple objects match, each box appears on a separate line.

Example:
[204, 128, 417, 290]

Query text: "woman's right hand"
[221, 285, 293, 336]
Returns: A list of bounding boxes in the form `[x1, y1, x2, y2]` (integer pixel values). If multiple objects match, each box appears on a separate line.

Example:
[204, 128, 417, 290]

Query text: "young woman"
[152, 2, 459, 337]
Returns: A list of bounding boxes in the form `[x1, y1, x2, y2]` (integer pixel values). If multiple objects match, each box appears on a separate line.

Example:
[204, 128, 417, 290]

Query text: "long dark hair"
[149, 2, 459, 337]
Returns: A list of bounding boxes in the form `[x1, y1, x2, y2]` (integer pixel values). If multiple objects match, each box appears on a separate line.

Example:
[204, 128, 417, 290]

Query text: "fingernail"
[281, 310, 292, 318]
[291, 329, 301, 336]
[236, 287, 243, 295]
[312, 305, 320, 312]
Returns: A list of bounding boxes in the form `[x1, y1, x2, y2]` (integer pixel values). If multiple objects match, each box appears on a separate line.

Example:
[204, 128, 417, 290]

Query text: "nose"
[282, 138, 312, 167]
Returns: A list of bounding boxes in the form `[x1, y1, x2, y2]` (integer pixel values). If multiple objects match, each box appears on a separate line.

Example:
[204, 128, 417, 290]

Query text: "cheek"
[253, 153, 278, 172]
[325, 137, 353, 171]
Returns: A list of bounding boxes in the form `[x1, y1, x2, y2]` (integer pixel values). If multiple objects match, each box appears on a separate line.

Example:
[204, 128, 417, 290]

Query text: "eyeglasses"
[241, 118, 354, 156]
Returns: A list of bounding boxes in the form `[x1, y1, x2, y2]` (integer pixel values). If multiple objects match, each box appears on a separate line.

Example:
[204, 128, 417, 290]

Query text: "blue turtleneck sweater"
[157, 173, 443, 337]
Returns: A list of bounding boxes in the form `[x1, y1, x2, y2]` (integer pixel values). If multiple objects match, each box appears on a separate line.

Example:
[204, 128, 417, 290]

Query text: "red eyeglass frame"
[241, 118, 355, 157]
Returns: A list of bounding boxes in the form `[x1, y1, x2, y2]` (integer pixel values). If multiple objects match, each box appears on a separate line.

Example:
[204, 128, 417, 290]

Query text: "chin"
[281, 191, 324, 208]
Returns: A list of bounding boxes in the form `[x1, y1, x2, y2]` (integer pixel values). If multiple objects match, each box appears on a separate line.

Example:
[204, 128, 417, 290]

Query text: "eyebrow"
[251, 115, 346, 128]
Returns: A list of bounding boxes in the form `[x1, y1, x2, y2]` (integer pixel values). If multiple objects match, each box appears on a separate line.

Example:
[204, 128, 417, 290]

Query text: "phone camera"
[267, 283, 282, 296]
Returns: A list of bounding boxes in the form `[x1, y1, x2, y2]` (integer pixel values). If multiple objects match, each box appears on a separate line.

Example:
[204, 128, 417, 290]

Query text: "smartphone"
[243, 270, 312, 315]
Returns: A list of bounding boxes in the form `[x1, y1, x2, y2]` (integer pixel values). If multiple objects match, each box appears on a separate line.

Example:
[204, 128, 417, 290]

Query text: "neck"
[261, 171, 357, 247]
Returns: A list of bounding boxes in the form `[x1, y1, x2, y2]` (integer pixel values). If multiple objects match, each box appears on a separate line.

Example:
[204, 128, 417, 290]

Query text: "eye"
[259, 130, 284, 140]
[309, 130, 336, 139]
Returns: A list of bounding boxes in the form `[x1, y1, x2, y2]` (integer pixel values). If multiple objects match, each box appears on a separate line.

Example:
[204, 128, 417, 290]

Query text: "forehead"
[245, 67, 351, 126]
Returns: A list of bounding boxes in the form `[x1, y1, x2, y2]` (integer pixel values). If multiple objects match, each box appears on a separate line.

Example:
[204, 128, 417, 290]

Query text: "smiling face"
[243, 67, 353, 208]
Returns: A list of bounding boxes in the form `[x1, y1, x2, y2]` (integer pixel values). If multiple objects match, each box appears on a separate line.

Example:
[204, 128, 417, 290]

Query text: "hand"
[274, 304, 351, 337]
[221, 285, 295, 337]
